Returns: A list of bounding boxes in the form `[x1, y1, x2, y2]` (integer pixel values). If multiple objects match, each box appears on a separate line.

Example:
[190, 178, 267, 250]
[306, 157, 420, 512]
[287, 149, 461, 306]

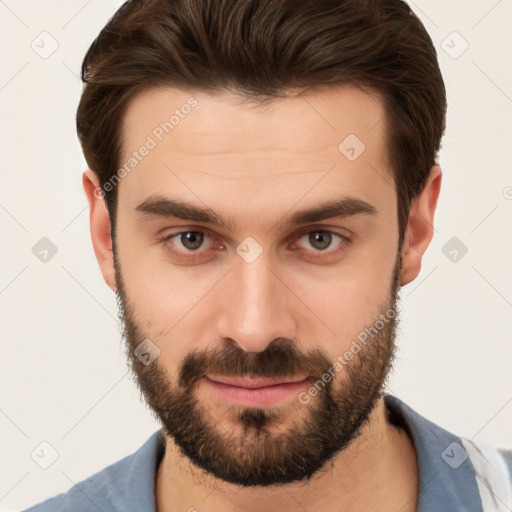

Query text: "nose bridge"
[216, 250, 296, 352]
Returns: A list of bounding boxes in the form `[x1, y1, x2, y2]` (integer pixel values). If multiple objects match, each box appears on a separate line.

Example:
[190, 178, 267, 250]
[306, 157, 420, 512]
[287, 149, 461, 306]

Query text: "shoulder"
[460, 437, 512, 510]
[384, 394, 512, 510]
[22, 454, 133, 512]
[22, 430, 164, 512]
[461, 437, 512, 479]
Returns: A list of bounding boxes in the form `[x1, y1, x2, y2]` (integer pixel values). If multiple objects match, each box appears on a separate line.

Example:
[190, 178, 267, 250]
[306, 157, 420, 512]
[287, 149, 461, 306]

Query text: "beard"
[114, 250, 402, 487]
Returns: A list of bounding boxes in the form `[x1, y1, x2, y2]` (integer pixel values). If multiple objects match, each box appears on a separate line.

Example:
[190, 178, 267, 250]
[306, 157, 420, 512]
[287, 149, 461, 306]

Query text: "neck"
[156, 397, 419, 512]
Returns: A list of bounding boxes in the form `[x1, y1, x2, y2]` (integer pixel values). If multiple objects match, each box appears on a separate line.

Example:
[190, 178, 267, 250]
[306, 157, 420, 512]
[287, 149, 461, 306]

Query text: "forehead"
[117, 84, 395, 226]
[121, 84, 388, 159]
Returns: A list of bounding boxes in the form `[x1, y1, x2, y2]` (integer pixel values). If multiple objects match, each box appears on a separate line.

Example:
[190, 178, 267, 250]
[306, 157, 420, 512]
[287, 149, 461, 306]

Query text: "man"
[25, 0, 512, 511]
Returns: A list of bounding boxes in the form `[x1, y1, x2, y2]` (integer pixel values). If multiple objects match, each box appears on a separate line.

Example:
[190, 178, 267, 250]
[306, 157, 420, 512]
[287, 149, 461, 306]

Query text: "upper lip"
[206, 375, 308, 389]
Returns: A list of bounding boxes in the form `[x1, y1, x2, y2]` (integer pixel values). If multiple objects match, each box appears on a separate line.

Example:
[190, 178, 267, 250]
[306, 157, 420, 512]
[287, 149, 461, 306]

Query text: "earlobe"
[400, 165, 442, 286]
[82, 169, 117, 291]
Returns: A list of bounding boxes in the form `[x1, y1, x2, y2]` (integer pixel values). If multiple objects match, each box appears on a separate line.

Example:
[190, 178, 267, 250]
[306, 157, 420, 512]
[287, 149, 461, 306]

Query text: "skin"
[83, 84, 441, 511]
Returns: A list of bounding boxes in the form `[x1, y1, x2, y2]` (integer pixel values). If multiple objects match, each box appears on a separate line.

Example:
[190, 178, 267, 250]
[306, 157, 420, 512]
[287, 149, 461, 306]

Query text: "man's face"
[112, 85, 402, 486]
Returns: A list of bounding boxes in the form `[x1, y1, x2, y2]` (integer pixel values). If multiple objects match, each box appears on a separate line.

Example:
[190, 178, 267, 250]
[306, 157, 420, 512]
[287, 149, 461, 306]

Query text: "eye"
[175, 231, 205, 251]
[161, 230, 216, 258]
[159, 227, 350, 262]
[291, 229, 349, 256]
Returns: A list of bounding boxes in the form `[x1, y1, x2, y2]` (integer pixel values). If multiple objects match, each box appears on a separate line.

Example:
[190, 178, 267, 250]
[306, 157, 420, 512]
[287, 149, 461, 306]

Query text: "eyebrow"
[135, 194, 377, 231]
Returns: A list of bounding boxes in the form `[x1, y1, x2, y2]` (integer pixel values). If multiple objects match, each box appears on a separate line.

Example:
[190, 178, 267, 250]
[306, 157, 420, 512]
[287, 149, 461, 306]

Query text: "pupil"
[310, 231, 331, 250]
[182, 231, 203, 250]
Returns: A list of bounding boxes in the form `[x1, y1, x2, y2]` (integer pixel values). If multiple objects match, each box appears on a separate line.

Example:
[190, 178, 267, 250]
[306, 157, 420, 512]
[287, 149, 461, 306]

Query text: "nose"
[215, 251, 297, 353]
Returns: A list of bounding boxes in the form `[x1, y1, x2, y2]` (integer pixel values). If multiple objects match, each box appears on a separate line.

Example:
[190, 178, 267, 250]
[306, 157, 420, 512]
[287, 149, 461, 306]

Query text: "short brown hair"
[76, 0, 446, 248]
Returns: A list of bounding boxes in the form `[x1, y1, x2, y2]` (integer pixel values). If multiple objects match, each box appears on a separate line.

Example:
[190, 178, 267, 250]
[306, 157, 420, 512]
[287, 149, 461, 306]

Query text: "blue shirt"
[23, 394, 512, 512]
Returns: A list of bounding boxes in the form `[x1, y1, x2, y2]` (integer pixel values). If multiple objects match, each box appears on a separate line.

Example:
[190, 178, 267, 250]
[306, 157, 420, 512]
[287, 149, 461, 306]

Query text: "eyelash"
[159, 227, 351, 262]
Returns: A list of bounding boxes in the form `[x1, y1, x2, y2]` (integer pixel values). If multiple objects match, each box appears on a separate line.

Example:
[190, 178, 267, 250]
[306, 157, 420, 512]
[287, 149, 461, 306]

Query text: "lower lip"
[201, 378, 310, 407]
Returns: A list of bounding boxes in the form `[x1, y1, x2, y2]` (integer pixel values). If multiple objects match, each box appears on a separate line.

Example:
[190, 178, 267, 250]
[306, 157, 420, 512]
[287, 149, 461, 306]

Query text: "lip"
[202, 375, 310, 408]
[207, 375, 308, 388]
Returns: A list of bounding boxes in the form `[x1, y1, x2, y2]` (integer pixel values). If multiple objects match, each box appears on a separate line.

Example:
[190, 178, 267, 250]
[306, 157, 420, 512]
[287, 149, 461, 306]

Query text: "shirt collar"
[384, 394, 483, 512]
[118, 395, 483, 512]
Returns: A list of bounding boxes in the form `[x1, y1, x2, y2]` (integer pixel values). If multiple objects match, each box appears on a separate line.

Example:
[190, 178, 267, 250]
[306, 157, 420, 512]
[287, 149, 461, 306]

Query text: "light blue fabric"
[23, 395, 508, 511]
[24, 431, 165, 512]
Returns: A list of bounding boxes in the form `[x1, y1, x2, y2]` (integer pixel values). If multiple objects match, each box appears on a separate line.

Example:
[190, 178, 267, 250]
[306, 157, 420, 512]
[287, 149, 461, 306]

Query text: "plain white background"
[0, 0, 511, 510]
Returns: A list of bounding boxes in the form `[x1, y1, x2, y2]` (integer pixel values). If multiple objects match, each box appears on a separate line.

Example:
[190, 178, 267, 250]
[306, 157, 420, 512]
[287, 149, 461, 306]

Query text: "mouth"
[201, 375, 311, 407]
[207, 375, 309, 388]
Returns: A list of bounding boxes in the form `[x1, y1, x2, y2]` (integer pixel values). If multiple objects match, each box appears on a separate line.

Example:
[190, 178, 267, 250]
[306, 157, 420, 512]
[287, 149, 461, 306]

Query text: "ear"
[400, 165, 442, 286]
[82, 169, 116, 291]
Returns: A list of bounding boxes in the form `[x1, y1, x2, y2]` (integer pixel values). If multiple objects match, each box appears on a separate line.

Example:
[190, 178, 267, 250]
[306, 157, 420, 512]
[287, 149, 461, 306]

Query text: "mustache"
[178, 338, 333, 389]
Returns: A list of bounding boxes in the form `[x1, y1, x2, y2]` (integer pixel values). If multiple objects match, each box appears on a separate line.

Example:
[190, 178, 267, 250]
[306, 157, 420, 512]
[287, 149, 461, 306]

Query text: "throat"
[155, 399, 420, 512]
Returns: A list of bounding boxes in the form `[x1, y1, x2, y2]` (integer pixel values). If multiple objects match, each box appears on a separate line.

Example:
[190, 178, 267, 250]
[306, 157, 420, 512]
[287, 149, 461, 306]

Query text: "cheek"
[297, 281, 384, 347]
[116, 240, 222, 371]
[286, 249, 396, 357]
